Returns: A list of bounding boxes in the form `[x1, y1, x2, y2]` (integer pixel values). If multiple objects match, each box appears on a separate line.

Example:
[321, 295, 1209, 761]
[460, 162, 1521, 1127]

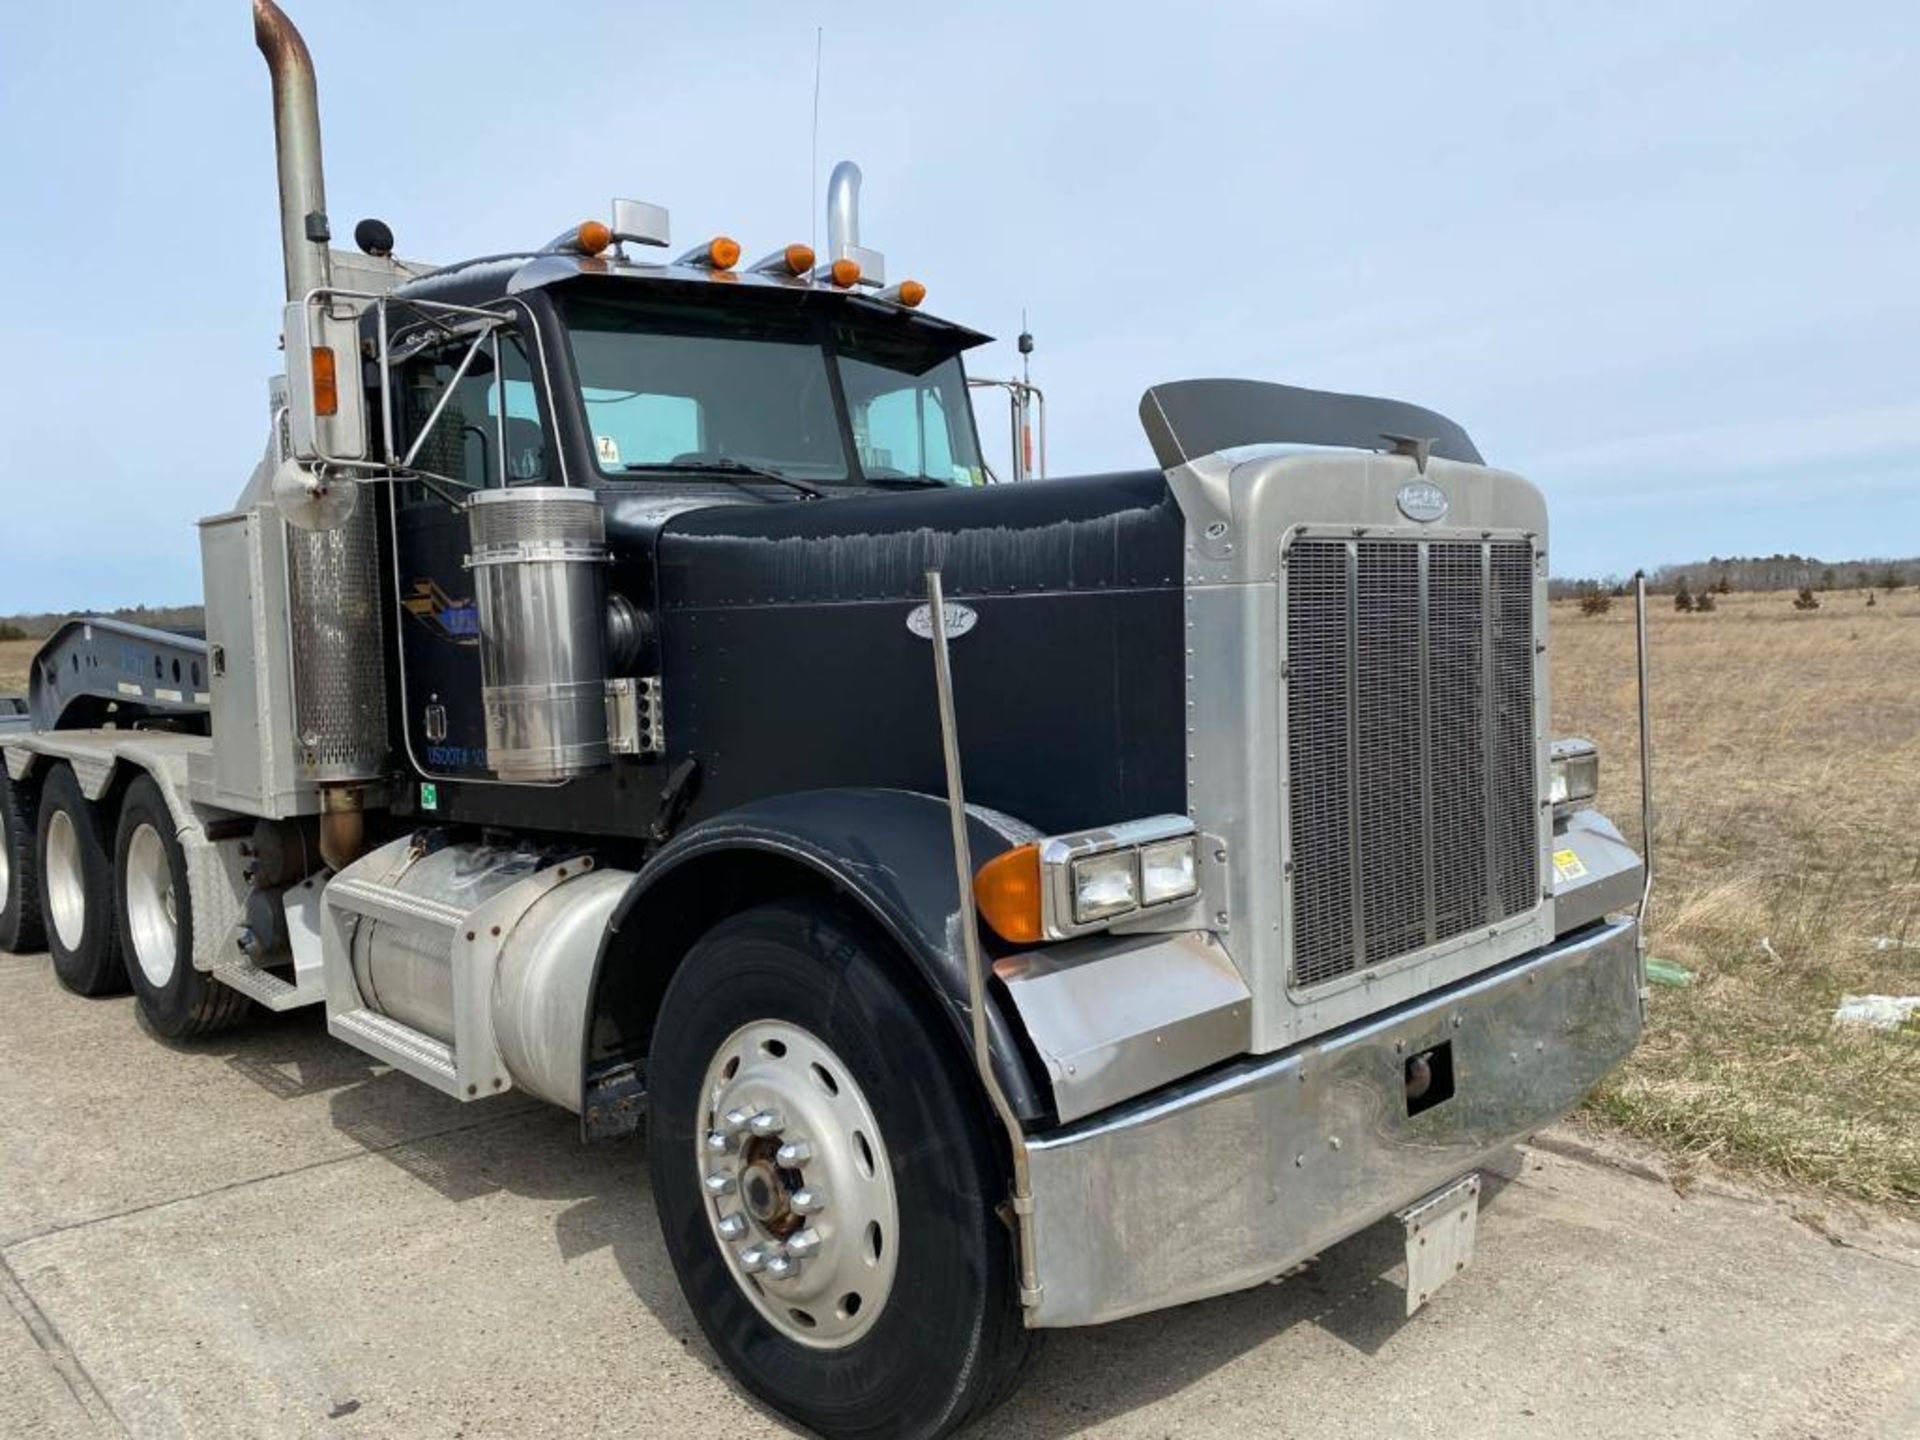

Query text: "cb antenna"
[1018, 308, 1034, 388]
[810, 26, 823, 271]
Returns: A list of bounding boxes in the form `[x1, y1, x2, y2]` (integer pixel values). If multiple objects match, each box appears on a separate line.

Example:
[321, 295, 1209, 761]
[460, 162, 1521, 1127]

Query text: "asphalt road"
[3, 946, 1916, 1440]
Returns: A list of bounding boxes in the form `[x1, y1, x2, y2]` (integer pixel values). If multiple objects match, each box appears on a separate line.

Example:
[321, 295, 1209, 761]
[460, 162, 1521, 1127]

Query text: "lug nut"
[704, 1131, 734, 1155]
[749, 1110, 785, 1137]
[764, 1254, 798, 1280]
[738, 1244, 770, 1273]
[791, 1186, 827, 1215]
[722, 1107, 755, 1135]
[774, 1139, 812, 1167]
[704, 1172, 736, 1196]
[716, 1213, 748, 1241]
[785, 1228, 822, 1259]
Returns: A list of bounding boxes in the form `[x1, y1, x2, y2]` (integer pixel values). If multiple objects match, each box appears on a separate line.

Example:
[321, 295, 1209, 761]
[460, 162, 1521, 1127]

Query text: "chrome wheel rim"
[697, 1019, 899, 1348]
[44, 809, 86, 952]
[0, 813, 11, 918]
[124, 823, 178, 989]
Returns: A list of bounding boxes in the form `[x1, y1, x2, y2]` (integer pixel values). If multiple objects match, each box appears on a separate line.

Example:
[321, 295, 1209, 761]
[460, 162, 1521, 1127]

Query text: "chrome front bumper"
[1022, 916, 1642, 1327]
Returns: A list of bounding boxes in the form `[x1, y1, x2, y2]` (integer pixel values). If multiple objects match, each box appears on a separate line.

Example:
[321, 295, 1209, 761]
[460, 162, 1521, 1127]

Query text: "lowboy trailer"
[0, 5, 1652, 1436]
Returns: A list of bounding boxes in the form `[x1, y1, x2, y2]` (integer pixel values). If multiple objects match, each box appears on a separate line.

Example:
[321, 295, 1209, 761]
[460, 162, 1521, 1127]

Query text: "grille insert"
[1285, 536, 1538, 989]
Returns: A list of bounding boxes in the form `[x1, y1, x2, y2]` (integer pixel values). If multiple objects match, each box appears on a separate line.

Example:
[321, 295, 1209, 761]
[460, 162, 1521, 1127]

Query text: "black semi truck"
[0, 5, 1650, 1436]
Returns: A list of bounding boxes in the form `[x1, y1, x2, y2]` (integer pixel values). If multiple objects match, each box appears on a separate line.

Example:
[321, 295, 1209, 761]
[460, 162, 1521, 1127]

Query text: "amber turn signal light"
[310, 345, 339, 417]
[974, 844, 1044, 944]
[830, 257, 861, 288]
[784, 243, 815, 275]
[708, 235, 742, 270]
[577, 220, 613, 256]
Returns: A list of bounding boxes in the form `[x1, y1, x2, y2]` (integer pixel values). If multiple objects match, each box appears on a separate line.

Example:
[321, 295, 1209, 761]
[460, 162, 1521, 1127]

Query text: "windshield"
[564, 290, 984, 487]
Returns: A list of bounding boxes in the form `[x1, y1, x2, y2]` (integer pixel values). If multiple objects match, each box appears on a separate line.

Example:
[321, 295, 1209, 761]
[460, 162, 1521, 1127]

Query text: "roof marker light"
[576, 221, 612, 256]
[677, 236, 743, 270]
[829, 257, 861, 288]
[879, 280, 926, 308]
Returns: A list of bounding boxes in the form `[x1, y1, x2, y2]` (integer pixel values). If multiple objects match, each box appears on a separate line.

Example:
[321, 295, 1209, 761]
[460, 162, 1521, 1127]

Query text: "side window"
[397, 332, 548, 489]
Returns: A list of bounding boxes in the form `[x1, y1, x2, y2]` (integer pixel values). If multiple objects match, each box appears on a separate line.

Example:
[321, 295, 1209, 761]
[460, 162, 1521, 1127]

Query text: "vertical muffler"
[466, 488, 613, 782]
[255, 0, 387, 864]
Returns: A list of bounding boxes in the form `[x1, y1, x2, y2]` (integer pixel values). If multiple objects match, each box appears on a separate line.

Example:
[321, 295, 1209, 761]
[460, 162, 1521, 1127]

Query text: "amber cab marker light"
[577, 220, 613, 256]
[784, 242, 816, 275]
[898, 279, 927, 308]
[974, 843, 1044, 945]
[830, 257, 861, 288]
[709, 235, 742, 270]
[310, 346, 339, 417]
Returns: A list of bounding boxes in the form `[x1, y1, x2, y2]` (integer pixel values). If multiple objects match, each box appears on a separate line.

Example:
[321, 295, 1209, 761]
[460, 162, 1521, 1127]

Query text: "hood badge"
[907, 601, 978, 641]
[1396, 479, 1450, 524]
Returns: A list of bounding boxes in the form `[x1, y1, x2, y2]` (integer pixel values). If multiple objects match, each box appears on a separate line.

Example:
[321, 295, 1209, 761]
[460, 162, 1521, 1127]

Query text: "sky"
[0, 1, 1913, 610]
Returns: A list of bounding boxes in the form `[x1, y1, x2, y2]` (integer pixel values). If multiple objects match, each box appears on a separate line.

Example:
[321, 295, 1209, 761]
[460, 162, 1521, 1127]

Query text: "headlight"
[1070, 851, 1138, 924]
[974, 815, 1203, 943]
[1550, 738, 1599, 815]
[1139, 836, 1200, 906]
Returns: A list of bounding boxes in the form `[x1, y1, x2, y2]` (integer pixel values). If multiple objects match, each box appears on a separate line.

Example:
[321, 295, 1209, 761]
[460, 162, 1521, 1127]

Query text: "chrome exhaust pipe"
[253, 0, 332, 302]
[826, 159, 861, 260]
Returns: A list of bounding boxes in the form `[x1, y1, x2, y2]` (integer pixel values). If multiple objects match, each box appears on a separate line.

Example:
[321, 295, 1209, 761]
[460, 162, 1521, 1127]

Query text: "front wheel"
[647, 901, 1034, 1440]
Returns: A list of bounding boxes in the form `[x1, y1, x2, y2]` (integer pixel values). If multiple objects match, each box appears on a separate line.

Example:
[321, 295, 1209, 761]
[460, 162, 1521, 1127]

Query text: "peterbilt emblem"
[906, 602, 978, 640]
[1396, 480, 1450, 523]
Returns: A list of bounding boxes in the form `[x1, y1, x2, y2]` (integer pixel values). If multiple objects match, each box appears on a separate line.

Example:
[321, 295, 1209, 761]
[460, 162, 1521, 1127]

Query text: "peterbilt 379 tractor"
[0, 5, 1650, 1436]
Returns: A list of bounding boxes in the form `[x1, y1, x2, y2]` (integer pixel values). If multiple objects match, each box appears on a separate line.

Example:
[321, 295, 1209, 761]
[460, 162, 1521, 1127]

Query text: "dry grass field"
[0, 638, 34, 695]
[5, 598, 1915, 1209]
[1555, 588, 1920, 1211]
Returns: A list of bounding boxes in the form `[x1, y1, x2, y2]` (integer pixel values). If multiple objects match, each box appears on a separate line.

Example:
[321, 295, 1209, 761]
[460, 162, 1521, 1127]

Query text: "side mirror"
[282, 297, 369, 464]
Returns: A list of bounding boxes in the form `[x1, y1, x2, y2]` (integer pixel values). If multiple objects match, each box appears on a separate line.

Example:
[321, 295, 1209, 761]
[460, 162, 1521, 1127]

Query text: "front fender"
[583, 786, 1051, 1132]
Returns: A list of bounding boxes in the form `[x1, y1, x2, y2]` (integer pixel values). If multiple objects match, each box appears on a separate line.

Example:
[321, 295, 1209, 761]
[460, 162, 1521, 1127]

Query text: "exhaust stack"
[253, 0, 333, 302]
[824, 160, 884, 287]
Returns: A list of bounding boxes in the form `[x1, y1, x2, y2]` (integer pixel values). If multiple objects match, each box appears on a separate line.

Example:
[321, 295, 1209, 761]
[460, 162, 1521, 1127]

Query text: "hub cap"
[124, 823, 178, 988]
[697, 1020, 899, 1348]
[44, 808, 86, 952]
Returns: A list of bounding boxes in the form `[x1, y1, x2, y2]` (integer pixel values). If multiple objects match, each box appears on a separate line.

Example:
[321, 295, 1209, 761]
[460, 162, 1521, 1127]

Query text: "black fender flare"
[580, 787, 1050, 1135]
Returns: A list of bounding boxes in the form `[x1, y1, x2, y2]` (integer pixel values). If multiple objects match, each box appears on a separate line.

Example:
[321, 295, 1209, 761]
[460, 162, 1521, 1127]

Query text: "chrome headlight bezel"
[1550, 737, 1600, 819]
[1039, 815, 1202, 940]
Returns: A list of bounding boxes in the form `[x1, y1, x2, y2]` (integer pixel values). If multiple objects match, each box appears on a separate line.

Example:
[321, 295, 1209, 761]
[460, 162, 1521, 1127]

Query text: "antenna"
[810, 26, 823, 270]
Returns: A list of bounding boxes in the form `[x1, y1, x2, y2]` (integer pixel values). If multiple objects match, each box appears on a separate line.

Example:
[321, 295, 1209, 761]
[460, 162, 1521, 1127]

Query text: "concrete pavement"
[3, 946, 1916, 1439]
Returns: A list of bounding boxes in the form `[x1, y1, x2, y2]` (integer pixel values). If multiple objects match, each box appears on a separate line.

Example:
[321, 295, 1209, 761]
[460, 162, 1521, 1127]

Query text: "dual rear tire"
[6, 763, 246, 1036]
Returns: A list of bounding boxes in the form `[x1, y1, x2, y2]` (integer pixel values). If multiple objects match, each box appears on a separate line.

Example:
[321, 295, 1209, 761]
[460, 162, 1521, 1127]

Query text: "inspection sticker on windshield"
[1553, 848, 1587, 882]
[595, 435, 621, 465]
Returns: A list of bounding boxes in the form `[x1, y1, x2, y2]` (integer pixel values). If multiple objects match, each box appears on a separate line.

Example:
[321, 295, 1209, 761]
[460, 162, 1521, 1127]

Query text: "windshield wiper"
[621, 458, 824, 499]
[861, 474, 949, 490]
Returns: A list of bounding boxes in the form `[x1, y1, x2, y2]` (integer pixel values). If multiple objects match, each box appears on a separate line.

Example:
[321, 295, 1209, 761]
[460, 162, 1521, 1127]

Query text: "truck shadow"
[196, 1008, 1525, 1437]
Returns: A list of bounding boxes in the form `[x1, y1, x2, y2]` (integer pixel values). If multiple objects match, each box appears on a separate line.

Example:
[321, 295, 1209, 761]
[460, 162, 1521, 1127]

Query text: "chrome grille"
[1286, 536, 1538, 989]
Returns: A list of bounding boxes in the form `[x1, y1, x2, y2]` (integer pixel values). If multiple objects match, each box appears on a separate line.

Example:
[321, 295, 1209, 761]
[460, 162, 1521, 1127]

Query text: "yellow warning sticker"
[1552, 848, 1588, 882]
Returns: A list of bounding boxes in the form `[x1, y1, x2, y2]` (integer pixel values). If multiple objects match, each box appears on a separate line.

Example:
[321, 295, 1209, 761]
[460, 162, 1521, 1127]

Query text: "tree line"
[1549, 553, 1912, 601]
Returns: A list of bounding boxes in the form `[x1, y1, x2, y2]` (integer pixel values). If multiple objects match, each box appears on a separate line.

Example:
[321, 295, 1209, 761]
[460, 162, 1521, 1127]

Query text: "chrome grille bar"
[1286, 535, 1538, 989]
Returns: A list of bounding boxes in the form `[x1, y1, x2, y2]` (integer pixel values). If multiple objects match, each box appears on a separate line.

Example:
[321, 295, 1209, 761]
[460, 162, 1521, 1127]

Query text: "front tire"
[115, 776, 250, 1038]
[0, 758, 46, 954]
[648, 901, 1034, 1440]
[37, 764, 128, 996]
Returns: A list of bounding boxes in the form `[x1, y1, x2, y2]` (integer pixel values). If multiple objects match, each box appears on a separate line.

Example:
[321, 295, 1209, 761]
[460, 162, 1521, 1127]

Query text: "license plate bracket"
[1398, 1172, 1481, 1316]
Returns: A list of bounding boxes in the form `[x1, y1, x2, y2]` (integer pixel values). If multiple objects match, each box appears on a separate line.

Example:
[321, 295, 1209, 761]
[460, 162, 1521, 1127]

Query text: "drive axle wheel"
[37, 764, 128, 996]
[115, 776, 249, 1038]
[0, 760, 45, 954]
[649, 901, 1034, 1440]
